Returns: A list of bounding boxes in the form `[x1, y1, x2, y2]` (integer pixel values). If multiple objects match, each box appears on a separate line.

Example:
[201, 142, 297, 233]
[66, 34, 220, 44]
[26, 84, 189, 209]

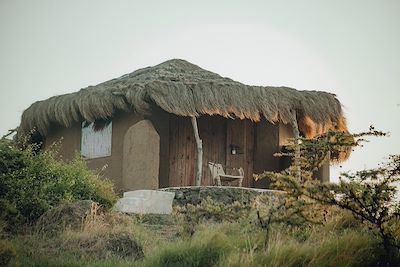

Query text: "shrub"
[0, 139, 117, 230]
[257, 128, 400, 263]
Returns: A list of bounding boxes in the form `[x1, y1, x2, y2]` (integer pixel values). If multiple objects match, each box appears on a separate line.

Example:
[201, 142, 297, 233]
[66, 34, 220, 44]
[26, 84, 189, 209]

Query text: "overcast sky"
[1, 0, 399, 181]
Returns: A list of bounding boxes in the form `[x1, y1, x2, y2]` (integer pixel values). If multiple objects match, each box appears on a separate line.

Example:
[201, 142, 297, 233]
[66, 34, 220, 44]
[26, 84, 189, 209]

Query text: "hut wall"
[148, 107, 170, 188]
[278, 122, 331, 182]
[45, 122, 81, 161]
[252, 121, 334, 188]
[122, 120, 160, 191]
[44, 111, 329, 191]
[85, 112, 144, 191]
[278, 123, 294, 172]
[253, 120, 281, 188]
[226, 119, 254, 187]
[198, 116, 227, 185]
[45, 112, 143, 191]
[314, 159, 330, 182]
[279, 123, 294, 146]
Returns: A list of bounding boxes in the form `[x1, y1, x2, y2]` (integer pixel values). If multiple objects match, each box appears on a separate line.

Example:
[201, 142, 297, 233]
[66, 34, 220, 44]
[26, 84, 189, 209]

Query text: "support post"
[290, 110, 301, 181]
[191, 116, 203, 186]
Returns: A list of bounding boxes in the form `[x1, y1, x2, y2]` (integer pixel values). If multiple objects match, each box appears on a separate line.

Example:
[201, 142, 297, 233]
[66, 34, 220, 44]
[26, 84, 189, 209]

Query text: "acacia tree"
[256, 127, 400, 258]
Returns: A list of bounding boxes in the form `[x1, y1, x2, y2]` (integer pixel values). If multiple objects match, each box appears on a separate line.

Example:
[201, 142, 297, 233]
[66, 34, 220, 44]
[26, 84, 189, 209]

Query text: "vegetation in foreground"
[0, 138, 116, 231]
[0, 128, 399, 267]
[1, 201, 396, 267]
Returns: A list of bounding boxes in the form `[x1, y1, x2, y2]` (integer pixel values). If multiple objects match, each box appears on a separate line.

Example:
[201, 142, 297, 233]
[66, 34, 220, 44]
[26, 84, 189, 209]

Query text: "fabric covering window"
[81, 122, 112, 159]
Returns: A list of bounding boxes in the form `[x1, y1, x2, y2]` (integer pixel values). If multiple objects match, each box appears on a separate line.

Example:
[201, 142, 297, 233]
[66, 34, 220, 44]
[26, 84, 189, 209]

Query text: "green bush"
[0, 139, 117, 229]
[258, 128, 400, 261]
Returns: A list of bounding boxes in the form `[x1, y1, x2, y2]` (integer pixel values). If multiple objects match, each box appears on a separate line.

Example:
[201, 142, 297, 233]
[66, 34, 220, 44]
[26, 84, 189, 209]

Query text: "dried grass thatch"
[18, 59, 350, 160]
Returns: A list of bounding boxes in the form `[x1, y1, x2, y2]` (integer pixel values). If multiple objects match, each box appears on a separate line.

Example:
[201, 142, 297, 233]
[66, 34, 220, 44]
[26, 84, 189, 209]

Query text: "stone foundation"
[160, 186, 282, 206]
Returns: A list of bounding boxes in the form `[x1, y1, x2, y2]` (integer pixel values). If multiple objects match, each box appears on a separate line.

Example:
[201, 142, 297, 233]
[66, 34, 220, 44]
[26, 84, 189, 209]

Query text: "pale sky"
[0, 0, 399, 182]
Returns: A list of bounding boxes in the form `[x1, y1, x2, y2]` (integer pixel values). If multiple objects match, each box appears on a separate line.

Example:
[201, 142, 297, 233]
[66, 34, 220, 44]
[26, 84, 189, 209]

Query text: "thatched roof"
[18, 59, 348, 152]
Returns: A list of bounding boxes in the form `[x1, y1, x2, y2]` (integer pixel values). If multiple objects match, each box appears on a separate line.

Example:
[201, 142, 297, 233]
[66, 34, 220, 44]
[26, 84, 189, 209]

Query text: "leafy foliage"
[0, 139, 117, 230]
[257, 127, 400, 263]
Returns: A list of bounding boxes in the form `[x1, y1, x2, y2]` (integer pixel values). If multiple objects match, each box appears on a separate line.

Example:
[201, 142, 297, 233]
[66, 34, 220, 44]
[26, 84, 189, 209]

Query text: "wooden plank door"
[168, 116, 195, 186]
[226, 119, 254, 187]
[198, 116, 226, 185]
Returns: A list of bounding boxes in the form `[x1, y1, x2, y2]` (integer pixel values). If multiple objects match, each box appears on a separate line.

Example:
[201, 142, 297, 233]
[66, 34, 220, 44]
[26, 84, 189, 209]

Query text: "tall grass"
[5, 208, 396, 267]
[217, 227, 382, 267]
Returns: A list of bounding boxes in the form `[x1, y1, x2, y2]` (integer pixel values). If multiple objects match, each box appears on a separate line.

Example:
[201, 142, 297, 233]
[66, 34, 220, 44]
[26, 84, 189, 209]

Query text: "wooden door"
[168, 115, 226, 186]
[198, 116, 226, 185]
[168, 116, 254, 187]
[226, 120, 254, 187]
[168, 116, 195, 186]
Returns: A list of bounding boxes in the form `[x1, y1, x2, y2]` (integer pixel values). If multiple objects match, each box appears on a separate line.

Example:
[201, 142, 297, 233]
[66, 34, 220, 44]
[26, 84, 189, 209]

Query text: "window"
[81, 121, 112, 159]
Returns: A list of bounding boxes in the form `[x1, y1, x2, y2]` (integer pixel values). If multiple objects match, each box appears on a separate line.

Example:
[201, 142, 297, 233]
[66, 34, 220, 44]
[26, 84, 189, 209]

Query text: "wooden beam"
[191, 116, 203, 186]
[290, 110, 301, 181]
[290, 110, 300, 139]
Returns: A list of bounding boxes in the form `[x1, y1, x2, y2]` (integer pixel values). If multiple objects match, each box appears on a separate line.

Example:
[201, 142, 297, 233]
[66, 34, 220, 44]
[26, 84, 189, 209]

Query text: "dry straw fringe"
[18, 59, 349, 159]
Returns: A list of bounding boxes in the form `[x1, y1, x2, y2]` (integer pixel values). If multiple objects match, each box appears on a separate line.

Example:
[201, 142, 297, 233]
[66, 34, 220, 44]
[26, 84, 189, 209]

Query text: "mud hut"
[17, 59, 349, 191]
